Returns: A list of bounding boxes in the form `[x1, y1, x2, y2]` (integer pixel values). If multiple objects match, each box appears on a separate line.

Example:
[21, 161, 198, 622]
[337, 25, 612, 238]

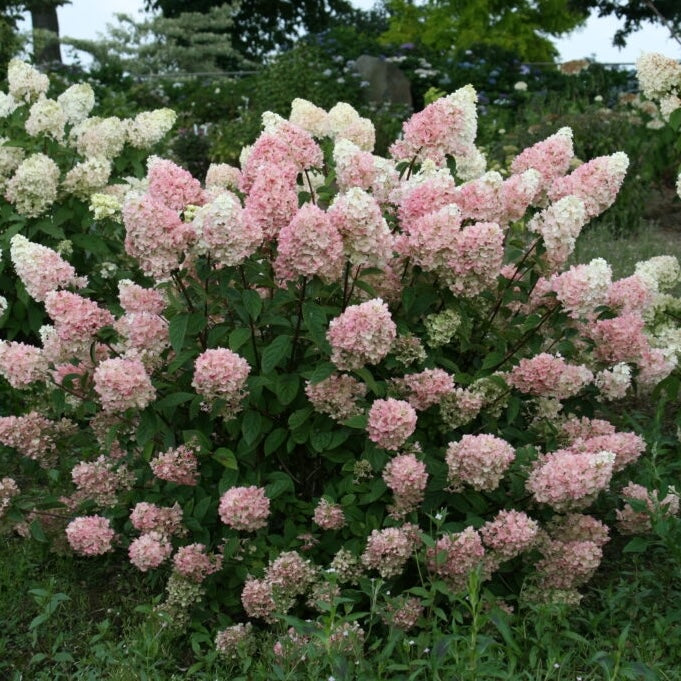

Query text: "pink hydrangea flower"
[0, 412, 68, 468]
[147, 156, 205, 211]
[241, 577, 277, 621]
[426, 527, 486, 590]
[130, 502, 184, 537]
[274, 203, 344, 283]
[547, 513, 610, 547]
[313, 498, 346, 530]
[507, 353, 593, 399]
[393, 368, 455, 410]
[361, 526, 418, 578]
[535, 539, 602, 590]
[560, 417, 616, 442]
[479, 510, 539, 560]
[10, 234, 87, 302]
[526, 449, 615, 511]
[0, 477, 19, 519]
[0, 341, 46, 388]
[451, 171, 504, 223]
[616, 482, 680, 534]
[328, 188, 394, 269]
[240, 121, 322, 194]
[606, 275, 654, 315]
[241, 163, 299, 241]
[327, 298, 396, 370]
[93, 357, 156, 412]
[510, 127, 574, 195]
[549, 258, 612, 319]
[150, 445, 199, 486]
[266, 550, 316, 597]
[192, 190, 262, 268]
[500, 169, 541, 223]
[389, 85, 478, 166]
[192, 348, 250, 416]
[173, 543, 223, 582]
[219, 486, 270, 531]
[71, 456, 134, 507]
[118, 280, 166, 315]
[66, 515, 115, 556]
[396, 170, 458, 234]
[570, 432, 645, 472]
[122, 193, 196, 280]
[445, 434, 515, 492]
[45, 291, 115, 344]
[588, 313, 649, 363]
[114, 312, 168, 365]
[548, 152, 629, 219]
[128, 531, 172, 571]
[383, 453, 428, 516]
[367, 398, 418, 451]
[448, 221, 505, 297]
[305, 373, 366, 421]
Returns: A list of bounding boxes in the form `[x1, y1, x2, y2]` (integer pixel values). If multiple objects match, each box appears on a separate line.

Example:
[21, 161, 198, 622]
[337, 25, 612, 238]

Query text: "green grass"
[572, 220, 681, 280]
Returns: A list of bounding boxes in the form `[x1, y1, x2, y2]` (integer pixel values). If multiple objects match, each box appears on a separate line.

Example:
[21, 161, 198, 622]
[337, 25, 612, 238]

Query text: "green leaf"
[623, 537, 650, 553]
[306, 362, 336, 384]
[288, 407, 313, 430]
[264, 428, 288, 456]
[275, 374, 300, 405]
[169, 315, 189, 353]
[241, 410, 262, 445]
[302, 302, 329, 350]
[29, 519, 47, 543]
[261, 335, 292, 374]
[343, 413, 367, 429]
[310, 430, 334, 452]
[266, 472, 294, 499]
[669, 107, 681, 132]
[242, 289, 263, 320]
[193, 496, 213, 520]
[155, 392, 195, 410]
[136, 410, 158, 446]
[229, 327, 251, 351]
[212, 448, 237, 470]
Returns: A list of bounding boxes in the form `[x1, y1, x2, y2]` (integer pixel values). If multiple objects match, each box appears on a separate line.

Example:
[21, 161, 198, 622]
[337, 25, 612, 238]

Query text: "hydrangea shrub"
[1, 65, 681, 661]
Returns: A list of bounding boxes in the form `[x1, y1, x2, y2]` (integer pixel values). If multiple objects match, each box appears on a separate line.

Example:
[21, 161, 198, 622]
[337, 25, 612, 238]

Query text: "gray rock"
[354, 55, 412, 108]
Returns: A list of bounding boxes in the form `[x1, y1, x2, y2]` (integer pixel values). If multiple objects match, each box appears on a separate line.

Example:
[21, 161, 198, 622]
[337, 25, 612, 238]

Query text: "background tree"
[380, 0, 588, 62]
[0, 0, 69, 65]
[567, 0, 681, 47]
[145, 0, 356, 58]
[63, 3, 246, 76]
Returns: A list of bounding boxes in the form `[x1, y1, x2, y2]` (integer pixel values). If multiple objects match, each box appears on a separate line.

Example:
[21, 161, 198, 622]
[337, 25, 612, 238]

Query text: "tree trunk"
[31, 4, 61, 65]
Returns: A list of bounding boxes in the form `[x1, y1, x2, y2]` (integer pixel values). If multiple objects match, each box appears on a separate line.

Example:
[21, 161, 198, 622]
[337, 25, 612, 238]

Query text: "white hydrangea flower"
[70, 116, 128, 159]
[636, 53, 681, 100]
[635, 255, 681, 293]
[7, 59, 49, 102]
[90, 192, 123, 221]
[25, 96, 66, 140]
[0, 91, 20, 118]
[4, 153, 60, 217]
[595, 363, 631, 401]
[0, 138, 25, 190]
[327, 102, 375, 151]
[453, 147, 487, 181]
[290, 98, 329, 138]
[62, 157, 112, 199]
[126, 108, 176, 148]
[57, 83, 95, 125]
